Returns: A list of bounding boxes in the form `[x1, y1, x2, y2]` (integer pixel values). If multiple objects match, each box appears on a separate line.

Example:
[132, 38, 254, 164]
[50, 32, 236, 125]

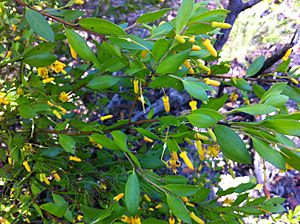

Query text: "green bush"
[0, 0, 299, 223]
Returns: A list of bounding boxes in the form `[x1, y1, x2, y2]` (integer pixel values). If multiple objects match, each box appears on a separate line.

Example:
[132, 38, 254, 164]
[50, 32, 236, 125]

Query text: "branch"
[14, 0, 106, 39]
[242, 0, 262, 11]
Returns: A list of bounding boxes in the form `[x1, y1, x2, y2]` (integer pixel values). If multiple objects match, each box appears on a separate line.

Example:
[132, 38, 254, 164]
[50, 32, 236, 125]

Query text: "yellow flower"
[207, 128, 217, 142]
[121, 215, 131, 223]
[0, 93, 9, 105]
[17, 87, 23, 95]
[144, 194, 151, 202]
[100, 114, 113, 121]
[190, 212, 205, 224]
[244, 98, 250, 105]
[203, 39, 217, 57]
[42, 77, 55, 84]
[168, 151, 181, 174]
[97, 143, 103, 150]
[162, 95, 170, 113]
[195, 133, 209, 141]
[155, 203, 162, 209]
[229, 92, 239, 102]
[192, 45, 201, 51]
[141, 50, 148, 58]
[189, 100, 197, 111]
[181, 196, 189, 203]
[175, 34, 185, 44]
[114, 193, 124, 201]
[290, 78, 299, 85]
[282, 48, 292, 61]
[144, 136, 153, 143]
[204, 78, 220, 87]
[11, 24, 17, 32]
[189, 67, 195, 74]
[56, 105, 68, 114]
[133, 80, 139, 94]
[52, 110, 62, 119]
[286, 163, 294, 170]
[77, 215, 83, 221]
[196, 140, 205, 160]
[8, 157, 13, 165]
[51, 170, 61, 181]
[133, 216, 141, 224]
[183, 60, 191, 69]
[75, 0, 85, 5]
[100, 183, 107, 190]
[6, 50, 12, 58]
[59, 92, 70, 102]
[40, 173, 50, 185]
[69, 156, 82, 162]
[179, 151, 194, 170]
[186, 202, 195, 207]
[211, 21, 232, 29]
[49, 60, 67, 74]
[197, 60, 211, 74]
[223, 197, 234, 205]
[47, 101, 55, 107]
[69, 45, 77, 60]
[207, 144, 220, 157]
[37, 67, 49, 79]
[14, 36, 20, 41]
[169, 216, 175, 224]
[23, 161, 31, 173]
[189, 35, 196, 43]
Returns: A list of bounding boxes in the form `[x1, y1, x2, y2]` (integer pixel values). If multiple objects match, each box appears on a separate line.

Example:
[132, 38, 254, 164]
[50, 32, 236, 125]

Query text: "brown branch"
[14, 0, 106, 39]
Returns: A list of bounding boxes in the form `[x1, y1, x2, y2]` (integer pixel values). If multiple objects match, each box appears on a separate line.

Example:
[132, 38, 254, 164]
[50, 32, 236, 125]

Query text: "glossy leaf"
[125, 171, 140, 216]
[22, 52, 57, 67]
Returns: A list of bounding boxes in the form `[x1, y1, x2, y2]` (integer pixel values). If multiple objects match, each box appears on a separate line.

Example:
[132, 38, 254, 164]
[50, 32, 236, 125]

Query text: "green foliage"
[0, 0, 299, 223]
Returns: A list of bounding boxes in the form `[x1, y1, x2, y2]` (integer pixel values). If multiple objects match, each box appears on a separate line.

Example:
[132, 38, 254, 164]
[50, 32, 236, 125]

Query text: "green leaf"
[253, 84, 265, 99]
[59, 134, 76, 154]
[175, 0, 194, 33]
[90, 133, 118, 150]
[166, 194, 191, 223]
[264, 95, 289, 107]
[87, 75, 120, 91]
[79, 18, 126, 35]
[163, 175, 188, 184]
[22, 52, 57, 67]
[23, 43, 56, 57]
[65, 29, 99, 66]
[164, 184, 199, 196]
[201, 94, 228, 110]
[135, 128, 160, 140]
[231, 104, 277, 115]
[280, 148, 300, 171]
[111, 130, 129, 152]
[137, 8, 170, 24]
[125, 171, 140, 216]
[25, 7, 55, 42]
[187, 108, 224, 128]
[40, 203, 67, 218]
[189, 9, 229, 23]
[143, 218, 168, 224]
[152, 39, 170, 61]
[252, 138, 286, 170]
[218, 182, 256, 196]
[184, 23, 214, 35]
[261, 119, 300, 136]
[156, 50, 190, 75]
[19, 105, 37, 118]
[214, 125, 251, 164]
[246, 56, 265, 77]
[182, 79, 208, 101]
[260, 83, 287, 102]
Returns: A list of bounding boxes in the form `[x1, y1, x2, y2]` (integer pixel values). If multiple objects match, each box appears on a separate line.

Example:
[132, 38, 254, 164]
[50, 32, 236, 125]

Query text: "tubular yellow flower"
[144, 194, 151, 202]
[97, 143, 103, 149]
[11, 24, 17, 32]
[52, 110, 62, 119]
[144, 136, 154, 143]
[52, 170, 61, 181]
[207, 128, 217, 142]
[134, 216, 142, 224]
[204, 78, 220, 87]
[169, 216, 175, 224]
[59, 92, 70, 102]
[189, 35, 196, 43]
[207, 144, 220, 157]
[189, 100, 197, 111]
[181, 196, 189, 203]
[69, 45, 77, 60]
[6, 50, 12, 58]
[244, 98, 250, 105]
[77, 215, 83, 221]
[37, 67, 49, 79]
[179, 151, 194, 170]
[17, 87, 23, 95]
[203, 39, 217, 57]
[175, 34, 185, 44]
[14, 36, 20, 41]
[114, 193, 124, 201]
[282, 48, 292, 61]
[47, 101, 55, 107]
[197, 60, 211, 74]
[133, 80, 139, 94]
[192, 45, 201, 51]
[290, 78, 299, 85]
[43, 176, 50, 185]
[121, 215, 131, 223]
[189, 67, 195, 74]
[162, 95, 170, 112]
[8, 157, 13, 165]
[69, 156, 82, 162]
[195, 133, 209, 141]
[195, 140, 205, 160]
[155, 203, 162, 209]
[56, 105, 68, 114]
[0, 93, 9, 105]
[141, 50, 148, 58]
[190, 212, 205, 224]
[183, 60, 191, 68]
[186, 202, 195, 207]
[211, 21, 232, 29]
[23, 161, 31, 173]
[75, 0, 85, 5]
[42, 77, 55, 84]
[100, 114, 113, 121]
